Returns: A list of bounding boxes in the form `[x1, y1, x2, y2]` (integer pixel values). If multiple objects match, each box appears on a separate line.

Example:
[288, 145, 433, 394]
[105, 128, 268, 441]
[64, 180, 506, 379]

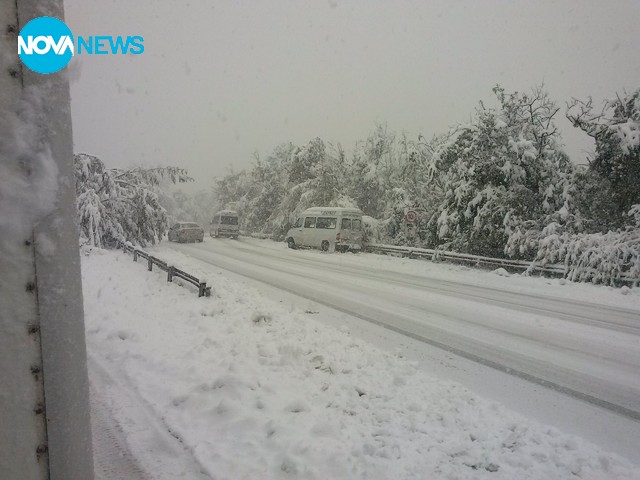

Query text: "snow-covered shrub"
[361, 215, 385, 245]
[524, 206, 640, 285]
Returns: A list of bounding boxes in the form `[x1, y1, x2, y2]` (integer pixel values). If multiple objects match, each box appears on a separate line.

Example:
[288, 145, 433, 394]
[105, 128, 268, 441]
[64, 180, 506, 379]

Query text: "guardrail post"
[198, 282, 206, 297]
[133, 249, 138, 262]
[167, 266, 174, 283]
[148, 257, 153, 271]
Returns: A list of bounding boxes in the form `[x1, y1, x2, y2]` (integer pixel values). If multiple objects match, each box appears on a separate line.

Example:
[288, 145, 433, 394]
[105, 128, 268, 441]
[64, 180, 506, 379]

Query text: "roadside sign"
[405, 210, 418, 223]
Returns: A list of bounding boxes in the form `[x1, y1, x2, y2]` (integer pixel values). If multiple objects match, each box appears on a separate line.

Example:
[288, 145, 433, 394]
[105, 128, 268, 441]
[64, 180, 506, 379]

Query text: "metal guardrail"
[364, 243, 639, 285]
[118, 242, 211, 297]
[365, 243, 559, 272]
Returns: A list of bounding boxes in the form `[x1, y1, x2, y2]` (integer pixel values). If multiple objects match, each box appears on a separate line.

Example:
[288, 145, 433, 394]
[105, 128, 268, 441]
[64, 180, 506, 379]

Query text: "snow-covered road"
[162, 237, 640, 424]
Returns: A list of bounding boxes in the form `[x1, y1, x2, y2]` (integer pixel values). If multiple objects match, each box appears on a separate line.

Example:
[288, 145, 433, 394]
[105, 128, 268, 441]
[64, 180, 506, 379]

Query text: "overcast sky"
[64, 0, 640, 189]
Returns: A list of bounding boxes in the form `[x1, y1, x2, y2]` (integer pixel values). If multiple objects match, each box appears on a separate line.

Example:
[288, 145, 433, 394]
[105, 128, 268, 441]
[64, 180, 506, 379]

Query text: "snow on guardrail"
[117, 241, 212, 297]
[364, 243, 639, 285]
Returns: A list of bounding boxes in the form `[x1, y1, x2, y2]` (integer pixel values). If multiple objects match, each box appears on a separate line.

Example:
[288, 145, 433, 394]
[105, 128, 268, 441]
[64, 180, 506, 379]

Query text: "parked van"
[285, 207, 363, 252]
[210, 210, 239, 238]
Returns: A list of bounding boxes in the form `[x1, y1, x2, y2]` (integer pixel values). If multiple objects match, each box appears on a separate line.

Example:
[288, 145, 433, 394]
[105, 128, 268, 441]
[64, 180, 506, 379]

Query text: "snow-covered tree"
[567, 89, 640, 219]
[431, 85, 574, 257]
[349, 125, 399, 219]
[74, 153, 192, 247]
[509, 89, 640, 281]
[386, 132, 456, 247]
[214, 138, 358, 240]
[242, 146, 291, 235]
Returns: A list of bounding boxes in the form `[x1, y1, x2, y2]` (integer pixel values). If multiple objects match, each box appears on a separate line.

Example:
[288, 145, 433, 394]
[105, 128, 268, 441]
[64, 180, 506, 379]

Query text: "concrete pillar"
[0, 2, 94, 479]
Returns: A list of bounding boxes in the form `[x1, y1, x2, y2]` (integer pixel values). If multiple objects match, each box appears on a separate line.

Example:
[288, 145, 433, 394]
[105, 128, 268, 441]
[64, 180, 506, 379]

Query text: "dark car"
[167, 222, 204, 243]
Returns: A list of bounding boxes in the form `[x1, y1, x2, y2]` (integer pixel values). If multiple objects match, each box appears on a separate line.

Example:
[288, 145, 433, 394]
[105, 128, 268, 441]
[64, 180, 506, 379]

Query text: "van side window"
[341, 218, 351, 229]
[316, 217, 337, 229]
[304, 217, 316, 228]
[352, 219, 362, 230]
[293, 217, 303, 228]
[221, 216, 238, 225]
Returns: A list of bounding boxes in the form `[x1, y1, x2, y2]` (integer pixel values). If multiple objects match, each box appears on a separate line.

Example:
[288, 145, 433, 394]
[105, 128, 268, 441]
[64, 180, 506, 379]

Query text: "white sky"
[64, 0, 640, 188]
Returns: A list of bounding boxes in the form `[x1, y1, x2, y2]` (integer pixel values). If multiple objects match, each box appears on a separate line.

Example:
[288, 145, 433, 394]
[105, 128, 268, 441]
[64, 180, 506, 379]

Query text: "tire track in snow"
[88, 355, 212, 480]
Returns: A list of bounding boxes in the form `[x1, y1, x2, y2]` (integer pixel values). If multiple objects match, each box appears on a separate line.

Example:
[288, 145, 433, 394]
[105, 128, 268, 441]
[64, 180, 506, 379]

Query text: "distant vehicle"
[210, 210, 239, 238]
[167, 222, 204, 243]
[285, 207, 363, 252]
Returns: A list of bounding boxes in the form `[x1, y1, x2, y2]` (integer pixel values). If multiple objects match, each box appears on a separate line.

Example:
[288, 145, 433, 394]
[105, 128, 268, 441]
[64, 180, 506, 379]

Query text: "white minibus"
[285, 207, 363, 252]
[210, 210, 239, 238]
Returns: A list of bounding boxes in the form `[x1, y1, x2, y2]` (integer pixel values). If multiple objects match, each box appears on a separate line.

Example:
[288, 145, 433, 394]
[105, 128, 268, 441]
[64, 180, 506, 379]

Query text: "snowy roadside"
[82, 248, 640, 480]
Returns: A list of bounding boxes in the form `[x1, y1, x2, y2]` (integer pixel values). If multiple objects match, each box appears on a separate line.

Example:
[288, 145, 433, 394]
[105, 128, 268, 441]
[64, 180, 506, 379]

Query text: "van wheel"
[287, 238, 296, 249]
[321, 240, 330, 252]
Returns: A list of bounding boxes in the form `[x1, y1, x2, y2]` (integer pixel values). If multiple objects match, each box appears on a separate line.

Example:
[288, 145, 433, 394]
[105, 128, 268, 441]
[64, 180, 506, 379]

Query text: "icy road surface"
[157, 237, 640, 455]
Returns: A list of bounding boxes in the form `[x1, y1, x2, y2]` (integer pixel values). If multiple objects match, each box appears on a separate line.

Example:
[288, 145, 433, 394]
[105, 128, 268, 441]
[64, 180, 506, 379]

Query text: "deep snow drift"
[83, 248, 640, 479]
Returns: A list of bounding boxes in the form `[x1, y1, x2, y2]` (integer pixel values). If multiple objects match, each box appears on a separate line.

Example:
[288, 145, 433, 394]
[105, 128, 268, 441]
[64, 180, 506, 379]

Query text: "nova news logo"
[18, 16, 144, 75]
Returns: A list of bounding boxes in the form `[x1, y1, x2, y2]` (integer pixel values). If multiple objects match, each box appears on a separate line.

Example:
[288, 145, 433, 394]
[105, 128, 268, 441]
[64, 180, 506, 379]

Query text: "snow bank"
[83, 250, 640, 479]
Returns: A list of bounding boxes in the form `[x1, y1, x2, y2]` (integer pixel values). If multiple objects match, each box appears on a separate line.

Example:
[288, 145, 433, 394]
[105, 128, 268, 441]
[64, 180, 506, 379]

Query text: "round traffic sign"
[405, 210, 418, 223]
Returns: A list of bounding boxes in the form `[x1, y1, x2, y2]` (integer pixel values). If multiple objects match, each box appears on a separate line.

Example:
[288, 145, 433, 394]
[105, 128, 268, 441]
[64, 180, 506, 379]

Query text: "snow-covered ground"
[83, 246, 640, 479]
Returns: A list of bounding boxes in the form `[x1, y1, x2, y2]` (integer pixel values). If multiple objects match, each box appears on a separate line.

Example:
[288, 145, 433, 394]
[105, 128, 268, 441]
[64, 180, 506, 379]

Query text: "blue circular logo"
[18, 17, 74, 74]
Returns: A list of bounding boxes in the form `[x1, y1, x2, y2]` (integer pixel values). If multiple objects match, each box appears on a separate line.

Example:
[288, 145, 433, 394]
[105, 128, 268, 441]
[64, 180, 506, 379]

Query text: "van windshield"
[221, 216, 238, 225]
